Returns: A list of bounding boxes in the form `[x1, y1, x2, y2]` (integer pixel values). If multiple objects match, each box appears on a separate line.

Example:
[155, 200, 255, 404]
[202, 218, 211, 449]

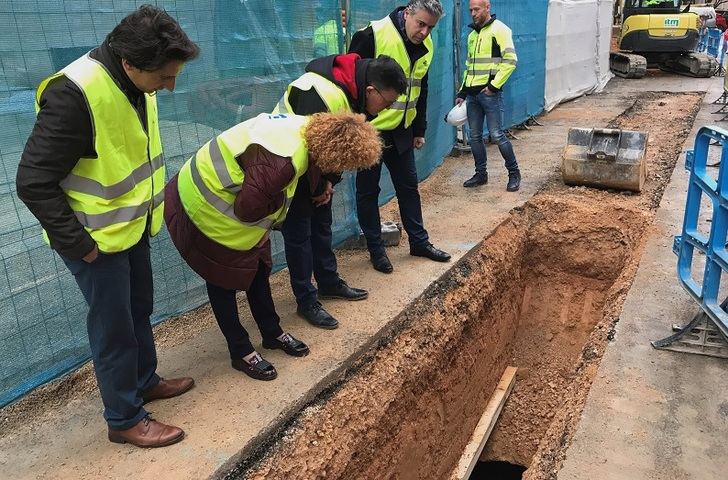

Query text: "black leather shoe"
[297, 302, 339, 329]
[262, 333, 310, 357]
[463, 173, 488, 188]
[370, 253, 394, 274]
[231, 354, 277, 381]
[319, 280, 369, 301]
[506, 171, 521, 192]
[410, 243, 451, 262]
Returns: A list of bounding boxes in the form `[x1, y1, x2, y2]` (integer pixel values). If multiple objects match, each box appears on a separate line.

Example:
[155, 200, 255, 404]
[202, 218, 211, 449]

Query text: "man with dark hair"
[349, 0, 451, 274]
[275, 53, 406, 329]
[16, 5, 199, 448]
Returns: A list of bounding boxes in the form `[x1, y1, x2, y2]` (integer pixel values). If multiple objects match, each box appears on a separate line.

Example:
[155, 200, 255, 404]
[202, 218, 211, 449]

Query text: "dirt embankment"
[230, 91, 702, 480]
[235, 193, 647, 480]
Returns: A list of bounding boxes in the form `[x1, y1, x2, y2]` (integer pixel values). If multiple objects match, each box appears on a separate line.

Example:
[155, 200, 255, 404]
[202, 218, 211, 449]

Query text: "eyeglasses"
[371, 85, 400, 106]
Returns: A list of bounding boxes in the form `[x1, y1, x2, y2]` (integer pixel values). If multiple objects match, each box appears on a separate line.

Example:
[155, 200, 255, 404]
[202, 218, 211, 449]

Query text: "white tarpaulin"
[544, 0, 614, 111]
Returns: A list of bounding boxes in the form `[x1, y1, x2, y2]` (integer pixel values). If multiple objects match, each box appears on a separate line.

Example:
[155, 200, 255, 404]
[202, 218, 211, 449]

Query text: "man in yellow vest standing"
[456, 0, 521, 191]
[275, 53, 406, 328]
[313, 7, 346, 57]
[16, 6, 199, 448]
[349, 0, 451, 274]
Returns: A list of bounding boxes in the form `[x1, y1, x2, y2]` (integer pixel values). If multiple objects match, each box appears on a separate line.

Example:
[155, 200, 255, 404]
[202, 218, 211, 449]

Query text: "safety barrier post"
[653, 126, 728, 357]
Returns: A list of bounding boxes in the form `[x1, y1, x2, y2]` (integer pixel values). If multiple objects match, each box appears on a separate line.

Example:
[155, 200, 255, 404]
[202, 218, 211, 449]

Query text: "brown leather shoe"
[142, 377, 194, 403]
[108, 416, 184, 448]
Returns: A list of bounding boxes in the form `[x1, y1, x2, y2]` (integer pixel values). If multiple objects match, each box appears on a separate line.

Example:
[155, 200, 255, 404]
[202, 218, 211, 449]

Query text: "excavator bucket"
[562, 128, 648, 192]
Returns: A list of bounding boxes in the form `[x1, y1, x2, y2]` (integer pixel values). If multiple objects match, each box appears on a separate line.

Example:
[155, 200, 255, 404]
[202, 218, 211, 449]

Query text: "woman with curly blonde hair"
[165, 112, 380, 381]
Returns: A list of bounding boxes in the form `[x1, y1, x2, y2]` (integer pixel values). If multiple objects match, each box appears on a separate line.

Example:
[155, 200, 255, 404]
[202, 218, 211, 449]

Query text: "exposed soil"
[234, 193, 647, 480]
[227, 91, 702, 480]
[497, 92, 702, 480]
[0, 91, 702, 480]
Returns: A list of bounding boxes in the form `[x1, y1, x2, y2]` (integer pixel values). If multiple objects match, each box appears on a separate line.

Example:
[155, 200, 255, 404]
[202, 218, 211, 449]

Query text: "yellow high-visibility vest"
[176, 113, 309, 251]
[462, 19, 517, 90]
[313, 19, 342, 56]
[273, 72, 351, 115]
[370, 15, 433, 130]
[36, 54, 164, 253]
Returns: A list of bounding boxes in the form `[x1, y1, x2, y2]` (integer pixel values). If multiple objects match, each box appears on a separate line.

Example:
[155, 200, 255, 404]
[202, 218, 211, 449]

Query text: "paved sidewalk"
[559, 77, 728, 480]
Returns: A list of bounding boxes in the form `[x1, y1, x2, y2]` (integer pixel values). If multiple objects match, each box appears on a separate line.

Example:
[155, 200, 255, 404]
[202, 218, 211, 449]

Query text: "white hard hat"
[446, 102, 467, 126]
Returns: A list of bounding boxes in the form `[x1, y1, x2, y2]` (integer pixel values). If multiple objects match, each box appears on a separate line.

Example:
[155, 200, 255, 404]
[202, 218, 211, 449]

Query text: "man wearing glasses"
[349, 0, 451, 274]
[274, 53, 406, 329]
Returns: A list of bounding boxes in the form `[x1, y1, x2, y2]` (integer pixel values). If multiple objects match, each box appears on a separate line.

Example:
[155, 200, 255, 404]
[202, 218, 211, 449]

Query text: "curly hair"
[303, 112, 382, 174]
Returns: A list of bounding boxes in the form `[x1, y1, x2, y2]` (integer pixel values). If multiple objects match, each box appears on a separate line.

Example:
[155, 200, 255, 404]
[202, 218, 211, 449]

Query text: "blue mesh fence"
[0, 0, 544, 407]
[459, 0, 548, 129]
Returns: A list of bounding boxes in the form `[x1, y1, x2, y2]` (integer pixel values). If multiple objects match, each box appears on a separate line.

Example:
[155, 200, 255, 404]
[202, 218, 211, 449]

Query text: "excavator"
[611, 0, 717, 78]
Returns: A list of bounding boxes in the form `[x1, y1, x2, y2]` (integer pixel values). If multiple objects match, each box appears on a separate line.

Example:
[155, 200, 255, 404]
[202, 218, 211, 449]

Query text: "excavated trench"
[228, 91, 701, 480]
[233, 193, 649, 480]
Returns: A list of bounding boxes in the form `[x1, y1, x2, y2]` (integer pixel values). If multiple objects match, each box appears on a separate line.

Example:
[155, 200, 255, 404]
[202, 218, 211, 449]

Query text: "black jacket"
[348, 7, 430, 154]
[294, 54, 371, 118]
[285, 54, 372, 217]
[16, 41, 147, 260]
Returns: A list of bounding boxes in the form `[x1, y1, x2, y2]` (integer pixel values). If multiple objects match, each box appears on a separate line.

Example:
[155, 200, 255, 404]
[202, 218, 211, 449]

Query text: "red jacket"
[164, 144, 295, 291]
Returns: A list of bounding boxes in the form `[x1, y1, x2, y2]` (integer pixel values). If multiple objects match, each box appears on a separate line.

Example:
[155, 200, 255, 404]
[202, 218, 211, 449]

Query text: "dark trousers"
[356, 144, 429, 256]
[282, 200, 340, 307]
[206, 260, 284, 359]
[61, 237, 159, 430]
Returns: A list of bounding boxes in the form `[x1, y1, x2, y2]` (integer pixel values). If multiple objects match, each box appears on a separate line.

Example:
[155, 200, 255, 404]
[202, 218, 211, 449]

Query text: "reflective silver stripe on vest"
[469, 57, 502, 64]
[409, 78, 422, 87]
[271, 195, 295, 227]
[74, 189, 164, 229]
[389, 97, 419, 111]
[502, 58, 517, 65]
[60, 154, 163, 199]
[189, 154, 275, 229]
[275, 96, 289, 114]
[75, 201, 149, 229]
[503, 48, 516, 54]
[152, 189, 164, 208]
[209, 137, 242, 193]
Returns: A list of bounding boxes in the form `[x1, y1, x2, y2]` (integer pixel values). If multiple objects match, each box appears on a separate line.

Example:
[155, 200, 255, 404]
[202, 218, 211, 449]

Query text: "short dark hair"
[107, 5, 200, 71]
[367, 55, 407, 95]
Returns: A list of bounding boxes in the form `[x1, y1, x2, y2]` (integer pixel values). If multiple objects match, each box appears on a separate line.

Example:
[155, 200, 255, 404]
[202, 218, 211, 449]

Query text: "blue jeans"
[61, 237, 159, 430]
[356, 145, 429, 256]
[466, 91, 519, 176]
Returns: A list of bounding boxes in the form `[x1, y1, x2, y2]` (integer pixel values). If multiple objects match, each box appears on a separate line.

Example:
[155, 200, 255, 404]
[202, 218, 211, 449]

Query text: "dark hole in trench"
[469, 461, 526, 480]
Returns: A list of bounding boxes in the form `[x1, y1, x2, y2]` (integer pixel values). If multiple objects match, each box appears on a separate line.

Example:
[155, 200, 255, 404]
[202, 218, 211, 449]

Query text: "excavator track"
[659, 52, 717, 78]
[610, 52, 647, 79]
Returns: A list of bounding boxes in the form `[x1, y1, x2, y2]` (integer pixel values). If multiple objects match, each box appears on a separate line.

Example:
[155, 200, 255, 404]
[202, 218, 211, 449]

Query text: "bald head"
[469, 0, 491, 26]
